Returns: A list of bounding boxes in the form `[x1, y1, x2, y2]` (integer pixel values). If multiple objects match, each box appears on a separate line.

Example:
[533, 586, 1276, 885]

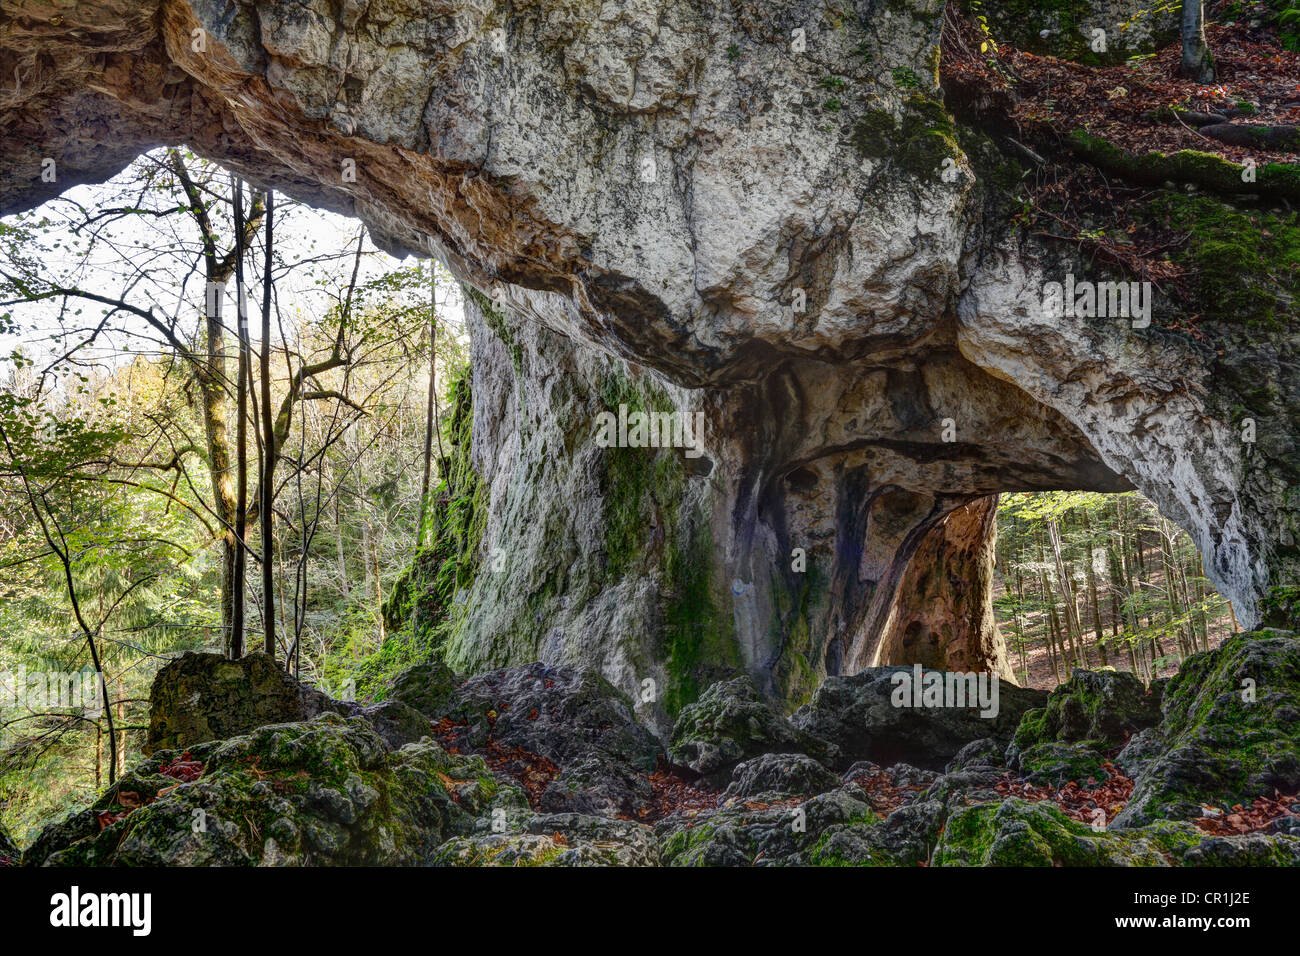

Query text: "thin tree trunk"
[1180, 0, 1215, 82]
[230, 174, 249, 658]
[1082, 513, 1106, 665]
[259, 191, 276, 659]
[1047, 519, 1084, 669]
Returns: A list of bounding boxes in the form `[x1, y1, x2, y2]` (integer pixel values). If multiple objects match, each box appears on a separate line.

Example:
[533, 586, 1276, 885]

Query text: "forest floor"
[943, 10, 1300, 331]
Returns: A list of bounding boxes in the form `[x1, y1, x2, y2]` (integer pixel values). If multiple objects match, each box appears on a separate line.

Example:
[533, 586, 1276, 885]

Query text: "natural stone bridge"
[3, 0, 1296, 732]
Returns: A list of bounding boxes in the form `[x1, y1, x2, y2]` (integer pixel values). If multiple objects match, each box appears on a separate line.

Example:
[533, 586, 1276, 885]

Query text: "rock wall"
[2, 0, 1297, 718]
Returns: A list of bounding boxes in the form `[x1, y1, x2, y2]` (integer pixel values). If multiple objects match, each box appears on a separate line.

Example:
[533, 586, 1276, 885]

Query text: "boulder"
[26, 713, 521, 866]
[145, 652, 350, 754]
[932, 798, 1300, 867]
[721, 753, 842, 802]
[791, 667, 1047, 771]
[1115, 631, 1300, 827]
[440, 662, 662, 773]
[432, 813, 659, 867]
[668, 677, 839, 782]
[1006, 668, 1162, 768]
[1016, 742, 1110, 788]
[387, 659, 461, 719]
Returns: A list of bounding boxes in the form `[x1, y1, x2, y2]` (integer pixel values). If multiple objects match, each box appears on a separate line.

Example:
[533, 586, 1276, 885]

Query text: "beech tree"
[1179, 0, 1215, 82]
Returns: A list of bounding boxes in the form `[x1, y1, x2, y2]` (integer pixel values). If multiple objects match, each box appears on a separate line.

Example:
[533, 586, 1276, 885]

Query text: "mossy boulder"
[656, 785, 901, 867]
[720, 753, 842, 802]
[1016, 741, 1110, 788]
[146, 652, 350, 754]
[25, 713, 520, 866]
[432, 812, 659, 866]
[963, 0, 1179, 65]
[387, 659, 461, 719]
[933, 798, 1300, 866]
[1007, 668, 1161, 768]
[669, 676, 839, 782]
[1115, 631, 1300, 827]
[791, 667, 1047, 771]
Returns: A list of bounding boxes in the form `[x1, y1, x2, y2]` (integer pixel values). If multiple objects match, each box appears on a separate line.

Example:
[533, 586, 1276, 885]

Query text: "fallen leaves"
[633, 766, 717, 823]
[1194, 790, 1299, 836]
[158, 750, 204, 783]
[995, 761, 1135, 827]
[845, 769, 928, 817]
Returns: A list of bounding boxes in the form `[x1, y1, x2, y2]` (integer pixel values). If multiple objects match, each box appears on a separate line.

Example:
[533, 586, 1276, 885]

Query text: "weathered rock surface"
[27, 713, 519, 866]
[4, 0, 1296, 723]
[22, 640, 1300, 866]
[145, 652, 351, 754]
[1114, 631, 1300, 827]
[668, 676, 839, 782]
[442, 661, 663, 773]
[791, 666, 1048, 770]
[1005, 668, 1163, 774]
[432, 813, 659, 867]
[720, 753, 842, 802]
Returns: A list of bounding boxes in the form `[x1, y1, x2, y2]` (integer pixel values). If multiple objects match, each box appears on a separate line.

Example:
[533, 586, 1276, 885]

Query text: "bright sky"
[0, 148, 465, 387]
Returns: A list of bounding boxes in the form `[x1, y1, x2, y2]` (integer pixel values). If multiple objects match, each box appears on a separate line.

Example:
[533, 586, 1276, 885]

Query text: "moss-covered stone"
[1008, 667, 1161, 765]
[933, 798, 1202, 866]
[25, 713, 518, 866]
[668, 676, 840, 783]
[1016, 740, 1109, 787]
[146, 652, 349, 754]
[933, 797, 1300, 866]
[432, 812, 659, 866]
[961, 0, 1178, 65]
[1115, 631, 1300, 827]
[851, 95, 963, 179]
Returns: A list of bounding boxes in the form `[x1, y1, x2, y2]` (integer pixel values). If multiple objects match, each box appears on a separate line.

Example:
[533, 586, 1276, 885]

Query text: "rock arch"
[3, 0, 1294, 731]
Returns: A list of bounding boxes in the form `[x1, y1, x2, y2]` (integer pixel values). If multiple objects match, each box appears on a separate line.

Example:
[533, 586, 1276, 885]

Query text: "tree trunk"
[230, 174, 249, 658]
[259, 191, 276, 658]
[1047, 519, 1084, 669]
[1180, 0, 1215, 83]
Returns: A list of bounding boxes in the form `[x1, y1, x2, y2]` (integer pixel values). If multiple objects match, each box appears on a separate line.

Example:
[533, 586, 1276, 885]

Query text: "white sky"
[1, 149, 465, 387]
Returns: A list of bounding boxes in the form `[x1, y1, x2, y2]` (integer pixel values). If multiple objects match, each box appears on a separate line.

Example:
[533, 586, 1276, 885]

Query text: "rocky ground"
[5, 629, 1300, 867]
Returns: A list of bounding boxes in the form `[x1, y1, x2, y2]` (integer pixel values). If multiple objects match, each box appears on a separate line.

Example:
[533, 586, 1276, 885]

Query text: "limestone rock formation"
[21, 633, 1300, 866]
[1114, 630, 1300, 827]
[3, 0, 1298, 724]
[791, 664, 1048, 769]
[145, 652, 350, 753]
[26, 713, 521, 866]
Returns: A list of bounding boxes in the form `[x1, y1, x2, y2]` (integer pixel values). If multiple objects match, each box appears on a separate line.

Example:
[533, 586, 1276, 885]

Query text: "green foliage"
[1147, 193, 1300, 332]
[370, 366, 485, 698]
[890, 66, 920, 89]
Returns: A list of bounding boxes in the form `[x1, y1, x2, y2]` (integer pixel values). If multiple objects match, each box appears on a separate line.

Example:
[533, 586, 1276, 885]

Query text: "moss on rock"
[1115, 631, 1300, 827]
[25, 713, 516, 866]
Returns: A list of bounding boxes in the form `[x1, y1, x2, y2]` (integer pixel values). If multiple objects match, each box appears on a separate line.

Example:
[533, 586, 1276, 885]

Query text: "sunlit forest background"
[0, 150, 1236, 844]
[993, 491, 1236, 689]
